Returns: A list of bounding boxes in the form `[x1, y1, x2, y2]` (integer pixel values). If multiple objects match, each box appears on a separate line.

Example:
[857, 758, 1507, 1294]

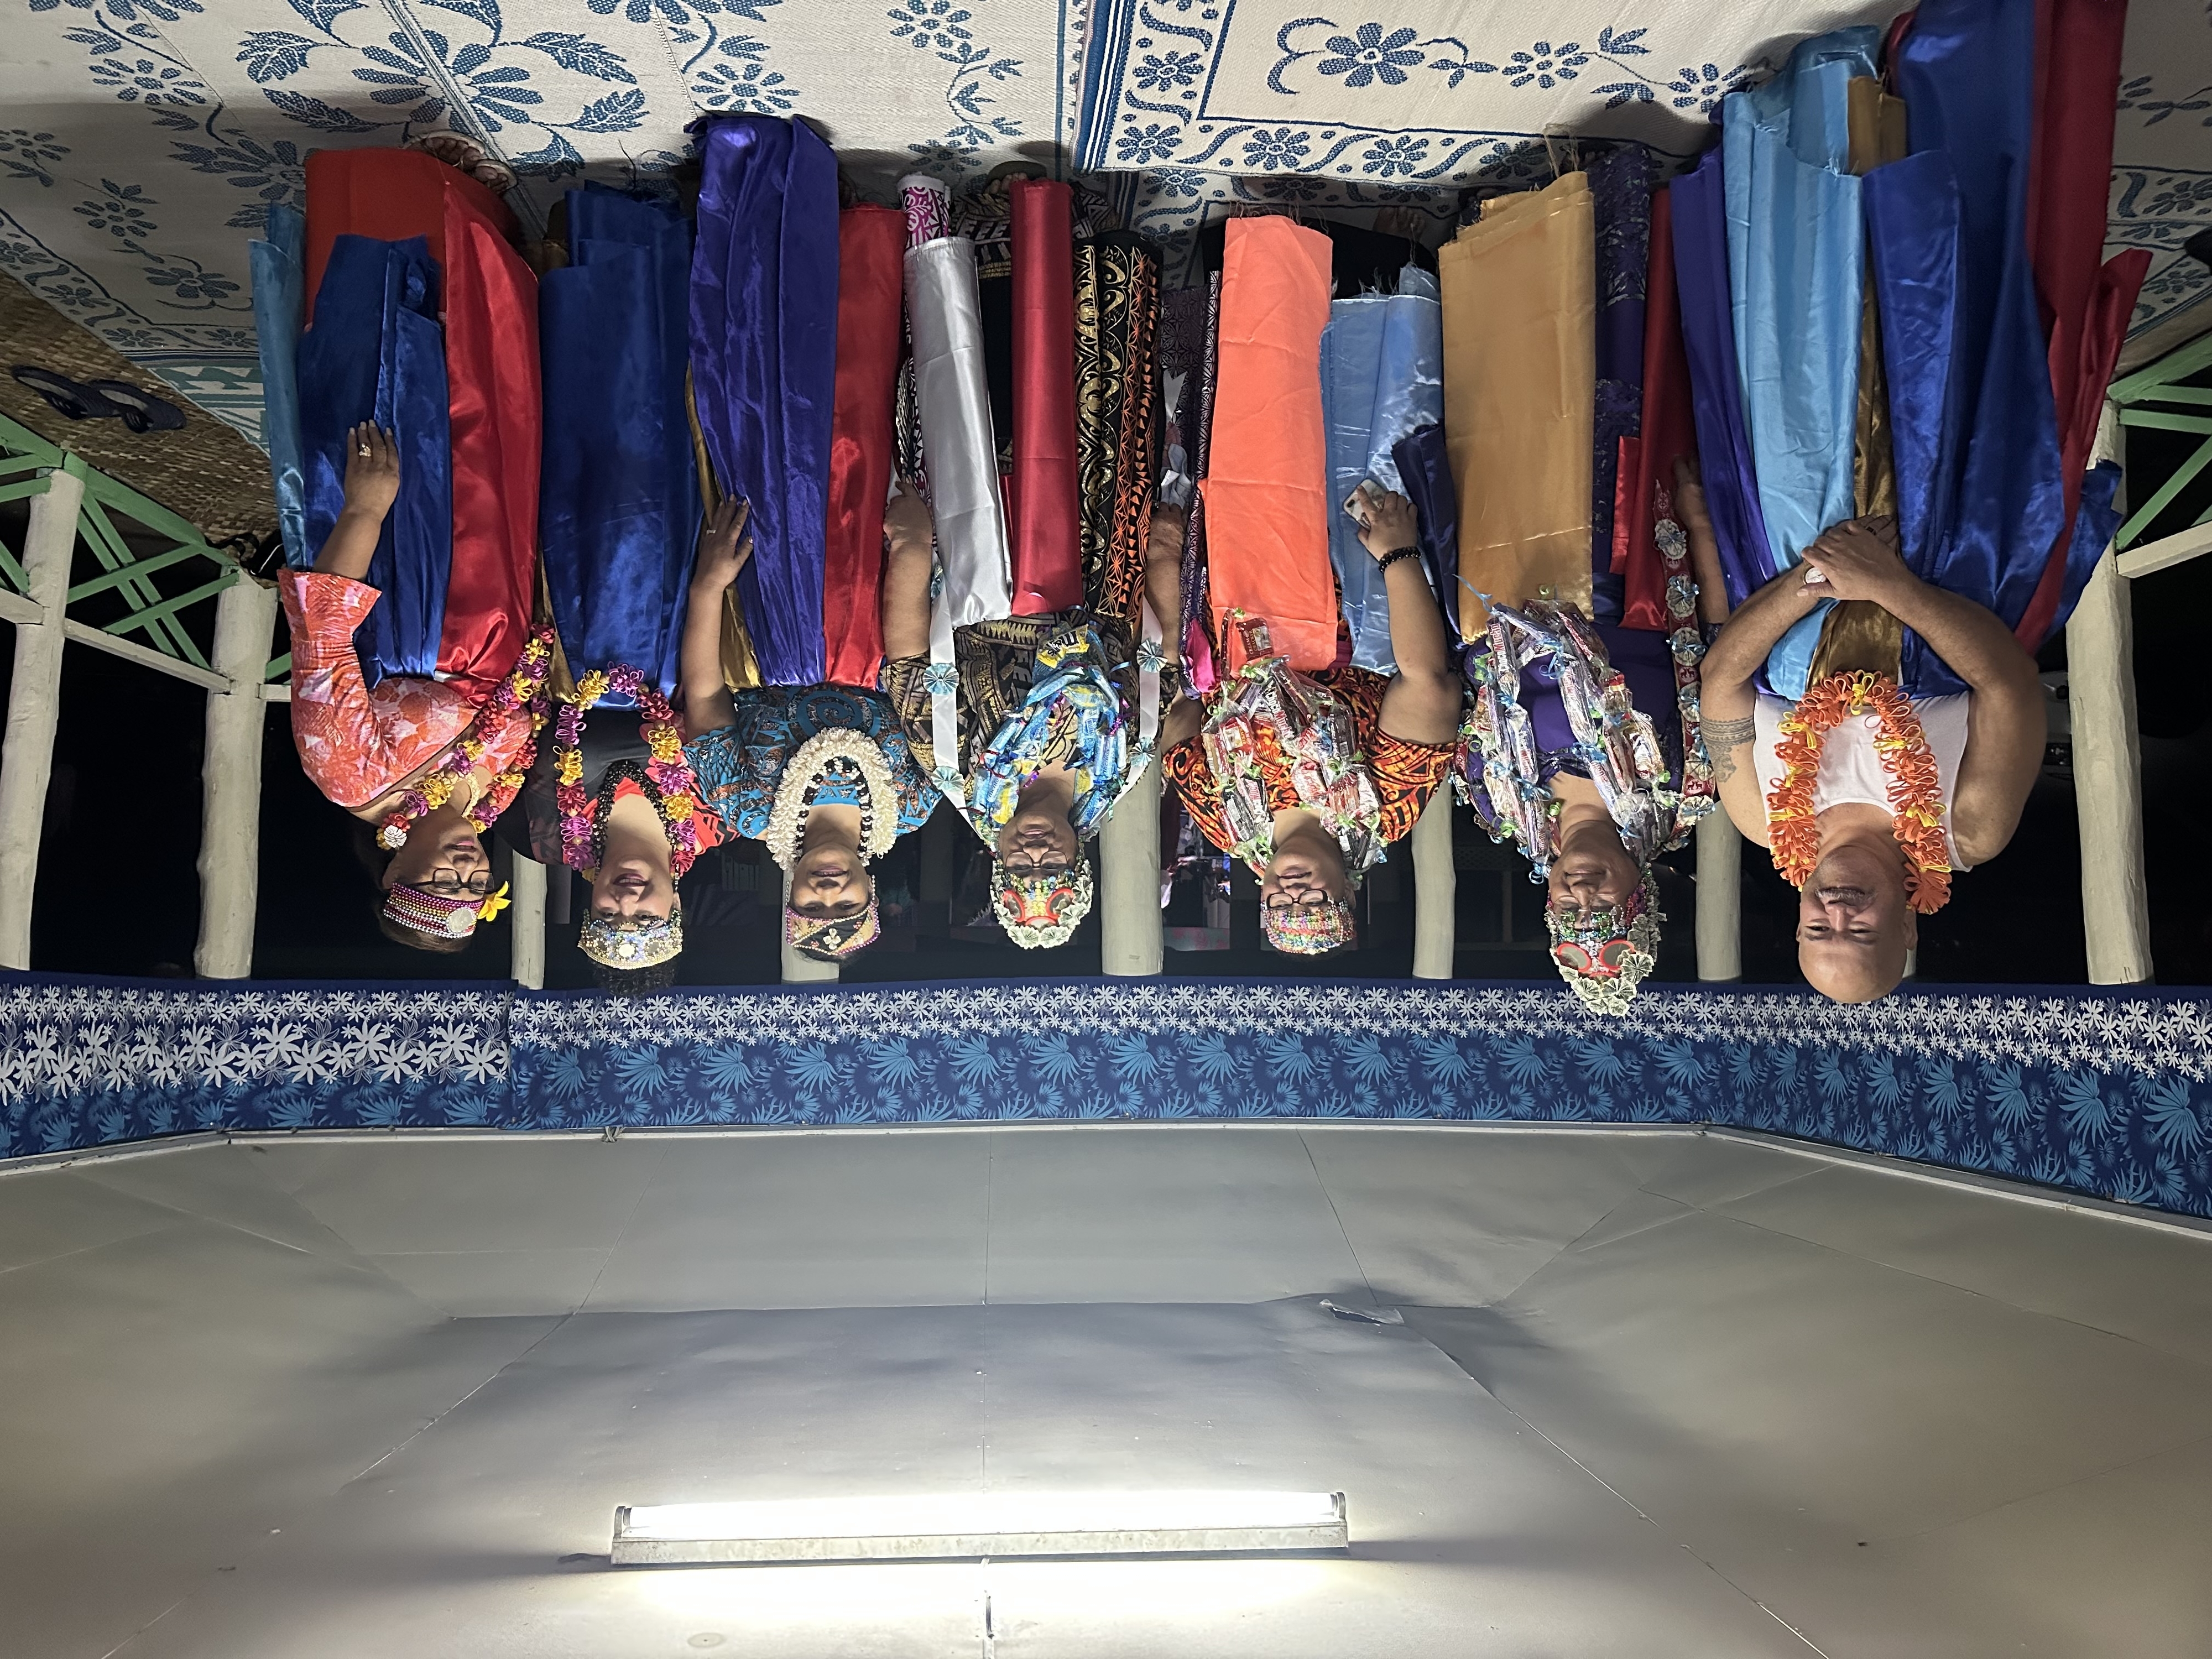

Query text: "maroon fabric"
[1006, 178, 1083, 615]
[822, 205, 906, 688]
[1616, 186, 1696, 632]
[2015, 0, 2143, 649]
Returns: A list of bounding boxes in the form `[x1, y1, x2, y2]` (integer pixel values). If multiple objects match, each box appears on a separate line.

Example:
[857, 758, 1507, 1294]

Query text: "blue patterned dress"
[686, 686, 938, 843]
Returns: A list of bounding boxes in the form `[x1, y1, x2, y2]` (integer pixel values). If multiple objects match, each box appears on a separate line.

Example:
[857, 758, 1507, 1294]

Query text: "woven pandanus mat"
[0, 273, 275, 544]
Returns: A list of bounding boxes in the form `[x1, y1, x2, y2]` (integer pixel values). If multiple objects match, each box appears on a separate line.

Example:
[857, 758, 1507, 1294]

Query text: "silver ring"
[357, 444, 371, 458]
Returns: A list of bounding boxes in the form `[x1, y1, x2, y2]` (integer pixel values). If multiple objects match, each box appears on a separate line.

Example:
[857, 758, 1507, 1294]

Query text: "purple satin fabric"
[690, 116, 839, 686]
[1465, 622, 1682, 783]
[1392, 421, 1461, 653]
[1874, 0, 2068, 696]
[1669, 149, 1774, 611]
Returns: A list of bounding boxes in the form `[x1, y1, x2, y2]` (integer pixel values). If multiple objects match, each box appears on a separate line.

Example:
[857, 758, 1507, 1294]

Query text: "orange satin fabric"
[1198, 217, 1338, 671]
[1438, 173, 1595, 634]
[303, 150, 540, 701]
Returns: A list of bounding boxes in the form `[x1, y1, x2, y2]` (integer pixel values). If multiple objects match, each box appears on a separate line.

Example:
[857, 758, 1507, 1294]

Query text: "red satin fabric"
[823, 205, 905, 688]
[303, 150, 540, 698]
[1615, 186, 1696, 631]
[2014, 0, 2145, 650]
[1007, 179, 1083, 615]
[1201, 217, 1338, 670]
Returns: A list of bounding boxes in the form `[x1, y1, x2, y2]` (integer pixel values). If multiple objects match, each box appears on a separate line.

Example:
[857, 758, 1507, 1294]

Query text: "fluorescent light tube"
[611, 1490, 1348, 1565]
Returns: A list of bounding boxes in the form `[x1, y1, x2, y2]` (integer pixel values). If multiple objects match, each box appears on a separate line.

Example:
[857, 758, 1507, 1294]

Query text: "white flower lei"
[763, 728, 901, 872]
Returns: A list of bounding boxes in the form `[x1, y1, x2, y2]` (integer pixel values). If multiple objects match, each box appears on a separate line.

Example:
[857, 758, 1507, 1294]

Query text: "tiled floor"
[3, 1123, 2208, 1657]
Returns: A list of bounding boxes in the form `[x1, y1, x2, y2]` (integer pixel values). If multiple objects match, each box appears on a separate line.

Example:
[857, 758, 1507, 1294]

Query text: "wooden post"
[1410, 787, 1455, 979]
[1099, 764, 1162, 976]
[509, 852, 547, 990]
[2069, 401, 2151, 985]
[0, 467, 83, 970]
[1695, 808, 1741, 982]
[781, 865, 837, 983]
[194, 577, 276, 979]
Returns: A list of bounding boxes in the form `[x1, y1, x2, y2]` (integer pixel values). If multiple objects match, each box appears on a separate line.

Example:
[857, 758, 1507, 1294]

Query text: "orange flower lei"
[1766, 671, 1952, 915]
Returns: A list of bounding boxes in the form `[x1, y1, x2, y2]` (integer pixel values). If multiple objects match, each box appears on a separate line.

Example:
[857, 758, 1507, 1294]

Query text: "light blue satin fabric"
[251, 203, 309, 570]
[1319, 266, 1443, 674]
[1724, 28, 1876, 698]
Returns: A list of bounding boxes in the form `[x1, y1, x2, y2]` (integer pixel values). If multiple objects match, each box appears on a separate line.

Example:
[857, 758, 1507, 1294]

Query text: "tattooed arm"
[1700, 560, 1826, 850]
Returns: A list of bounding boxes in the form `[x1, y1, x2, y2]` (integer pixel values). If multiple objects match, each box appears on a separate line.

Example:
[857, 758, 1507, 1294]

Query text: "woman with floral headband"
[679, 499, 940, 964]
[879, 483, 1182, 950]
[1457, 461, 1731, 1013]
[284, 424, 552, 953]
[518, 181, 715, 993]
[1159, 484, 1462, 956]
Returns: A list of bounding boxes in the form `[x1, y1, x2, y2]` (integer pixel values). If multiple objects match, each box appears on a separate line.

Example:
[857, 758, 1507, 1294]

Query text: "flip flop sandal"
[11, 365, 123, 421]
[82, 379, 186, 434]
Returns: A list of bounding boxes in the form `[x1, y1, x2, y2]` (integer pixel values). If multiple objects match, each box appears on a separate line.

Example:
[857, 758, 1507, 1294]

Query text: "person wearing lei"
[1701, 516, 2046, 1003]
[281, 424, 551, 953]
[678, 501, 939, 963]
[1159, 484, 1462, 955]
[1459, 461, 1731, 1013]
[878, 483, 1182, 949]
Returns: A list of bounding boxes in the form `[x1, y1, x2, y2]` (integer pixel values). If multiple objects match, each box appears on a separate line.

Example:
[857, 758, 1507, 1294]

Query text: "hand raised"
[693, 495, 752, 591]
[884, 478, 935, 551]
[1350, 482, 1418, 562]
[340, 422, 400, 519]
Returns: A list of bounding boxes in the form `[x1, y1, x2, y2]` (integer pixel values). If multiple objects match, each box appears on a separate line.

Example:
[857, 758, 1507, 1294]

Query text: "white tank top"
[1752, 691, 1974, 870]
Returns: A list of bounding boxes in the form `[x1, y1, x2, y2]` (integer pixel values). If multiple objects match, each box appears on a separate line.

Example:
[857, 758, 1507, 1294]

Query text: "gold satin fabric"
[685, 367, 764, 692]
[1811, 79, 1910, 687]
[1437, 172, 1595, 634]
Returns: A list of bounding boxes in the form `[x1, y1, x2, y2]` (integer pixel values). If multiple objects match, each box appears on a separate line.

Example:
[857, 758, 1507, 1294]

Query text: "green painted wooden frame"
[0, 410, 289, 682]
[2109, 331, 2212, 551]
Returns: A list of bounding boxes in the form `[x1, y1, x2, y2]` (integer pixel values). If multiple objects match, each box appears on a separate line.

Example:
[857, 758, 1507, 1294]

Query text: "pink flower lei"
[554, 663, 703, 879]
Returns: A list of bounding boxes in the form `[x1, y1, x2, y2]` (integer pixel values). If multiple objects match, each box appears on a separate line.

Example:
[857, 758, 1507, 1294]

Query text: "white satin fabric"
[906, 233, 1014, 789]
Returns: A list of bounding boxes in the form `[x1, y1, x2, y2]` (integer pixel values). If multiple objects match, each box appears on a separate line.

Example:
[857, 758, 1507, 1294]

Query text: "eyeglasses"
[419, 868, 493, 899]
[1264, 890, 1331, 911]
[1002, 851, 1071, 877]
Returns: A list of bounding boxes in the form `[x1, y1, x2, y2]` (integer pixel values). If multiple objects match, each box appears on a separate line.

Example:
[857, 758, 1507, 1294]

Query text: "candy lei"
[555, 664, 702, 879]
[1767, 670, 1952, 915]
[378, 629, 556, 850]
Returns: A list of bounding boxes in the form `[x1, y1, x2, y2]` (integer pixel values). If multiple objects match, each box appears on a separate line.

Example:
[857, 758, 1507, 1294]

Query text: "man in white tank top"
[1699, 515, 2046, 1003]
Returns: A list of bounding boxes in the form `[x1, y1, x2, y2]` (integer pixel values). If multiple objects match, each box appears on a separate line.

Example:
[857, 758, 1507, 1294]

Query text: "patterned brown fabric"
[1164, 667, 1455, 858]
[1073, 233, 1160, 632]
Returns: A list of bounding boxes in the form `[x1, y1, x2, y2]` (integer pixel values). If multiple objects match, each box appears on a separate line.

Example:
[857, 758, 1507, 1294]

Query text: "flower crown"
[1262, 896, 1357, 956]
[993, 858, 1094, 950]
[580, 907, 683, 970]
[1547, 873, 1661, 1016]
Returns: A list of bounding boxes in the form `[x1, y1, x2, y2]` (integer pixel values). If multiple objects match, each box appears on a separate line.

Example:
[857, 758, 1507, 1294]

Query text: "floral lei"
[555, 664, 702, 879]
[1767, 670, 1952, 914]
[378, 628, 557, 850]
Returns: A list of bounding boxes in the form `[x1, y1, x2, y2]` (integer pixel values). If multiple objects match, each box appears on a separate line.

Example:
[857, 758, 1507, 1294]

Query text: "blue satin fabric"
[1725, 33, 1869, 575]
[296, 233, 452, 686]
[1874, 0, 2068, 696]
[1319, 267, 1443, 673]
[251, 202, 309, 571]
[540, 186, 700, 703]
[1392, 421, 1460, 653]
[1669, 150, 1777, 613]
[691, 116, 840, 687]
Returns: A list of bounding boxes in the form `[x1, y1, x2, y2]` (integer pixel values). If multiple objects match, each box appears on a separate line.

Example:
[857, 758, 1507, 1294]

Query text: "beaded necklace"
[376, 628, 556, 849]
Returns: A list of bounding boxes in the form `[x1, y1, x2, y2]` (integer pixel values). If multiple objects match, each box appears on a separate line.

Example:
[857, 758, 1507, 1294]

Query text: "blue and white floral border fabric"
[7, 974, 2212, 1223]
[2, 1, 2206, 442]
[1077, 0, 2212, 340]
[1, 0, 1087, 441]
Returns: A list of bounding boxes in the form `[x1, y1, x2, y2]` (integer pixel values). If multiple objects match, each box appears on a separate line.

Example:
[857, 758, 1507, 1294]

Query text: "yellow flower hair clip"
[474, 881, 512, 924]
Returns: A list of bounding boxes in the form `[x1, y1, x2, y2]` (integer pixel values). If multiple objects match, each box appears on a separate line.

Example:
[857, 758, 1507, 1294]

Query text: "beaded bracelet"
[1376, 545, 1423, 573]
